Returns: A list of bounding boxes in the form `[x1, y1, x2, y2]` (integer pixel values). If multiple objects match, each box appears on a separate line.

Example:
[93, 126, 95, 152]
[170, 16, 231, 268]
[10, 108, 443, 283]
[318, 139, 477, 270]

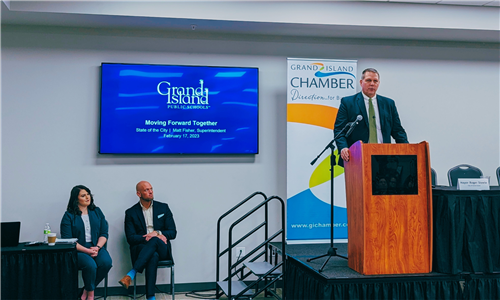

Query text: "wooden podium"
[344, 141, 433, 275]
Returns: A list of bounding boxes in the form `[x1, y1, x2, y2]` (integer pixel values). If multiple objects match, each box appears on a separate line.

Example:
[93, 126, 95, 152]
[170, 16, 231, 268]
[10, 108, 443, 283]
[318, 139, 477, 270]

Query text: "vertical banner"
[287, 58, 357, 242]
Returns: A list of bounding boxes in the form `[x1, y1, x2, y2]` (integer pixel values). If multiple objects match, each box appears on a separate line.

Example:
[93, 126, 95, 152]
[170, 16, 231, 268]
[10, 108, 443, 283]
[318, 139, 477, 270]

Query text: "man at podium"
[334, 68, 408, 166]
[334, 69, 432, 276]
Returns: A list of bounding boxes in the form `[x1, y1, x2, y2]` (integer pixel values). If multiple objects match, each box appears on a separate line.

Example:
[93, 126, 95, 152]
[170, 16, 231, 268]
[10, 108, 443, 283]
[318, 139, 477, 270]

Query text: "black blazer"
[334, 92, 408, 166]
[124, 200, 177, 263]
[60, 207, 109, 246]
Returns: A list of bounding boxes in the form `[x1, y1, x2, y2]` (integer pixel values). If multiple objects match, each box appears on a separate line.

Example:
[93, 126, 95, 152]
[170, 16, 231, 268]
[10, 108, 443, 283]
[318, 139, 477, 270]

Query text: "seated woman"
[60, 185, 113, 300]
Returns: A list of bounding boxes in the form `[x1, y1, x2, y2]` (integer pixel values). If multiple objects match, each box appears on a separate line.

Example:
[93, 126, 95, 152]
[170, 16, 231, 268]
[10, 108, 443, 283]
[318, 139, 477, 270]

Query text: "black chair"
[133, 259, 174, 300]
[98, 274, 108, 300]
[447, 164, 483, 186]
[496, 166, 500, 185]
[431, 168, 437, 186]
[78, 273, 108, 300]
[78, 242, 109, 300]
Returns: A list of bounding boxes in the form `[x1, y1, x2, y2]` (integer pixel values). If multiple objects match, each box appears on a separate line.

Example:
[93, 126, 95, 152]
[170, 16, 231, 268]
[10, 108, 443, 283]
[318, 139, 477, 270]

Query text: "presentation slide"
[100, 63, 259, 154]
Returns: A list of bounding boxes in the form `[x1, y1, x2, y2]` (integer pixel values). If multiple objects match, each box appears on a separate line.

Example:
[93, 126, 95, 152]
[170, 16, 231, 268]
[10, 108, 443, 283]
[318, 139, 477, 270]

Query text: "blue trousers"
[133, 238, 170, 298]
[78, 242, 113, 291]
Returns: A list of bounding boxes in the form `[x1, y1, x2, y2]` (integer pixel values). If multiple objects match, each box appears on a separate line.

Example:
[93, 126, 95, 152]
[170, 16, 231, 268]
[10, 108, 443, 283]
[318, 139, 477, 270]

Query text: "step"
[217, 280, 253, 297]
[244, 262, 282, 276]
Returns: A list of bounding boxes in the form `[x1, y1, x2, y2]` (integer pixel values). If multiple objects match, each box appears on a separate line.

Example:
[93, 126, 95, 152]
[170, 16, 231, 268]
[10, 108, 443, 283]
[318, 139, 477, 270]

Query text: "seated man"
[119, 181, 177, 300]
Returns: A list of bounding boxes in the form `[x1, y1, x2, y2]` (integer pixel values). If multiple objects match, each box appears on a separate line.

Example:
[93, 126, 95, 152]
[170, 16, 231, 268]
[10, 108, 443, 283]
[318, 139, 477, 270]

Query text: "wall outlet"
[236, 246, 246, 257]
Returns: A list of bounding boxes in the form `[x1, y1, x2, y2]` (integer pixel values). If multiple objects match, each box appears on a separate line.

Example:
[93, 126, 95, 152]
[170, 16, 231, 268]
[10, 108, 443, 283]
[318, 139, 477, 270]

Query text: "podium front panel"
[345, 141, 433, 275]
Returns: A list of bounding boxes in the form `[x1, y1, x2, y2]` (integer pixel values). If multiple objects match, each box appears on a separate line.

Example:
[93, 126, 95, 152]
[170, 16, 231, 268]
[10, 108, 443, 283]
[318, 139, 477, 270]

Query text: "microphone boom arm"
[310, 115, 362, 166]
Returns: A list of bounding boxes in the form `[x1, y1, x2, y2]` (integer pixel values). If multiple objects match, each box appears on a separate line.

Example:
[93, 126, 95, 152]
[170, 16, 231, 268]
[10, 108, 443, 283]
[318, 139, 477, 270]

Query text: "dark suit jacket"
[334, 92, 408, 166]
[124, 200, 177, 264]
[60, 207, 109, 246]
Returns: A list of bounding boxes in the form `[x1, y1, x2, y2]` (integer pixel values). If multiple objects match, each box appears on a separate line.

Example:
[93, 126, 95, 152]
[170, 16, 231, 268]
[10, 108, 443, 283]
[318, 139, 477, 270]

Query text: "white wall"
[1, 24, 499, 286]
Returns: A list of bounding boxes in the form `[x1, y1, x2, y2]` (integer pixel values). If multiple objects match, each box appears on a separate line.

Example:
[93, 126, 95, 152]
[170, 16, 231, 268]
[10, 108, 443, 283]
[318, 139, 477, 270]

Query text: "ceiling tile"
[484, 0, 500, 6]
[385, 0, 499, 4]
[388, 0, 440, 3]
[438, 0, 492, 5]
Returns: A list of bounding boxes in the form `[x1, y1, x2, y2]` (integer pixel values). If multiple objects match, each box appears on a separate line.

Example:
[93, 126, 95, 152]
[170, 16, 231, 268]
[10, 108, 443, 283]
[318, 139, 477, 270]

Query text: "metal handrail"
[219, 221, 266, 258]
[232, 196, 285, 300]
[217, 194, 285, 299]
[216, 191, 267, 298]
[231, 231, 283, 269]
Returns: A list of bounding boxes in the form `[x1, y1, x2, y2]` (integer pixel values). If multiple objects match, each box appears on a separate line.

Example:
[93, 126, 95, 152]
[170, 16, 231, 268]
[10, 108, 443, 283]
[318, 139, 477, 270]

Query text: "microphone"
[345, 115, 363, 137]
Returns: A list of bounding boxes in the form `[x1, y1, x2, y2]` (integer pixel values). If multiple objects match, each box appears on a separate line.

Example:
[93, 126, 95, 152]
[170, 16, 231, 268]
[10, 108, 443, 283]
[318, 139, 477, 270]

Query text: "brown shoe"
[118, 275, 132, 290]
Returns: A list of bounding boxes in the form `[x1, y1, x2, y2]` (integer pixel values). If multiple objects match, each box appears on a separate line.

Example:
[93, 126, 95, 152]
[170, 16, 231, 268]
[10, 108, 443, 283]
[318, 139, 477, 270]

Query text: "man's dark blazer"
[334, 92, 408, 166]
[124, 200, 177, 264]
[60, 207, 109, 246]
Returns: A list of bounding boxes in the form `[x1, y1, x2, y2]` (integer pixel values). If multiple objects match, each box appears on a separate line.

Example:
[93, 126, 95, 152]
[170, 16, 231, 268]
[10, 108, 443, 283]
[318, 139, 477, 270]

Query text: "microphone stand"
[307, 120, 358, 272]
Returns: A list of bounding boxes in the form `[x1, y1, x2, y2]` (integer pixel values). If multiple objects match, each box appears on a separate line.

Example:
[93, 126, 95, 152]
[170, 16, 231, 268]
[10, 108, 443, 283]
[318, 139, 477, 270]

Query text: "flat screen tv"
[99, 63, 259, 154]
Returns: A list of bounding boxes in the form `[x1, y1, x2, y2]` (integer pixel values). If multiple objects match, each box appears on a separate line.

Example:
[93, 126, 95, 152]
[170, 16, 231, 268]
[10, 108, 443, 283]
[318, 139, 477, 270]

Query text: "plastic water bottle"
[44, 223, 51, 243]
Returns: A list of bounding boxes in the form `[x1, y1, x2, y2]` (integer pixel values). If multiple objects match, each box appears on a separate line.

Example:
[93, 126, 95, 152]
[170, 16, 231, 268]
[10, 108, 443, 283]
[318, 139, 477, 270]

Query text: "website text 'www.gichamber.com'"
[290, 223, 347, 230]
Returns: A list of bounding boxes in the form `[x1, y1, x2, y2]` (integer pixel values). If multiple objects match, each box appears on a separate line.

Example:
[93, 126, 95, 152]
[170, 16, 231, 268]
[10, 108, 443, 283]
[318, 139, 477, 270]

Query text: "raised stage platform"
[271, 242, 500, 300]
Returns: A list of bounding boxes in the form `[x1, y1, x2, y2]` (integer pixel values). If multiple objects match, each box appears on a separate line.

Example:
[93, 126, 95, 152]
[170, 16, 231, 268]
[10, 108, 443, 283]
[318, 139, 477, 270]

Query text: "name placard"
[457, 178, 490, 190]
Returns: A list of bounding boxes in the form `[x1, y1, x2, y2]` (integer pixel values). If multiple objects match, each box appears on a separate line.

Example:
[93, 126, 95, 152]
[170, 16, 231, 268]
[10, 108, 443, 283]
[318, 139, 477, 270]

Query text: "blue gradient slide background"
[100, 63, 259, 154]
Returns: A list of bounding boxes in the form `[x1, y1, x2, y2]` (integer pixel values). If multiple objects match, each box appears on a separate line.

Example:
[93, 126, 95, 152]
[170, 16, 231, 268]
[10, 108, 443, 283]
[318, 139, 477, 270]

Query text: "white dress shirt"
[362, 92, 383, 144]
[81, 214, 92, 243]
[140, 201, 154, 234]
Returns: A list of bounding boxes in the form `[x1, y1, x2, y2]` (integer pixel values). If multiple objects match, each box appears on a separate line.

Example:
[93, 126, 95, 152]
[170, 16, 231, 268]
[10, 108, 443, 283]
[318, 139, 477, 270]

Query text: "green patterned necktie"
[368, 98, 378, 143]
